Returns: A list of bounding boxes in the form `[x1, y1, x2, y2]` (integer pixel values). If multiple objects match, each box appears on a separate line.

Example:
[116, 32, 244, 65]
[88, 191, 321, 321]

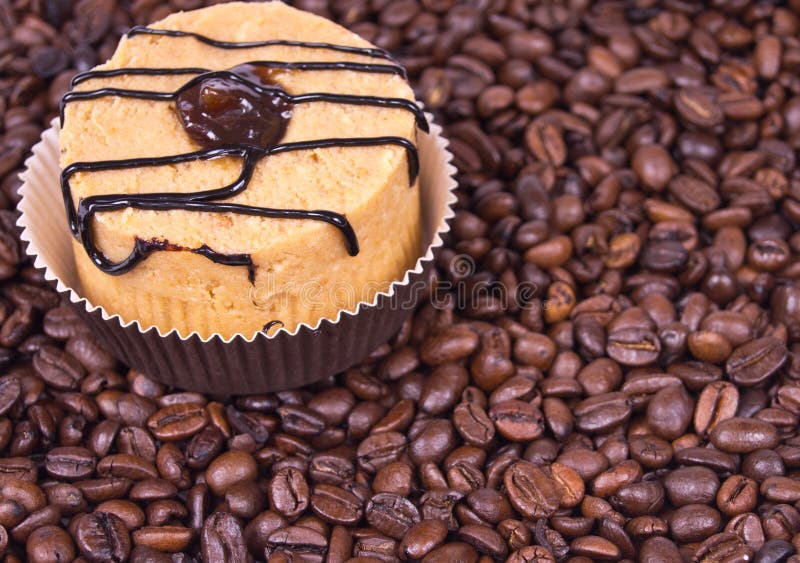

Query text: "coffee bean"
[742, 449, 785, 483]
[632, 144, 677, 191]
[717, 475, 758, 516]
[132, 525, 193, 552]
[399, 519, 447, 560]
[204, 451, 257, 496]
[268, 467, 309, 519]
[504, 461, 561, 519]
[458, 523, 508, 559]
[420, 326, 478, 366]
[606, 327, 660, 366]
[74, 478, 132, 504]
[33, 346, 85, 390]
[74, 511, 131, 562]
[26, 524, 76, 563]
[44, 447, 96, 481]
[146, 404, 209, 442]
[525, 121, 566, 166]
[310, 484, 362, 525]
[570, 535, 620, 560]
[408, 419, 457, 465]
[664, 466, 719, 507]
[420, 541, 478, 563]
[507, 545, 556, 563]
[668, 175, 721, 214]
[694, 381, 739, 437]
[710, 418, 781, 453]
[420, 364, 469, 415]
[96, 499, 144, 530]
[646, 384, 692, 440]
[574, 392, 632, 434]
[695, 533, 753, 563]
[365, 492, 420, 539]
[675, 88, 724, 128]
[201, 512, 247, 562]
[453, 402, 495, 448]
[97, 454, 157, 481]
[357, 431, 406, 473]
[267, 526, 328, 561]
[726, 336, 788, 387]
[489, 399, 543, 441]
[609, 481, 665, 517]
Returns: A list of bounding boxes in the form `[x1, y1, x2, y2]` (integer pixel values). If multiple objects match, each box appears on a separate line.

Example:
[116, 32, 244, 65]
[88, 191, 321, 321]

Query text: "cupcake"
[59, 1, 426, 339]
[20, 1, 455, 392]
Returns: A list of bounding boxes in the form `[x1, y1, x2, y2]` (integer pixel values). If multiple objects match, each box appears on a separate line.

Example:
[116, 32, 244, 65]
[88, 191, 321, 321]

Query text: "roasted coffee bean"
[74, 477, 132, 504]
[609, 481, 665, 517]
[663, 466, 719, 507]
[718, 475, 758, 516]
[743, 450, 785, 483]
[205, 451, 257, 496]
[408, 419, 457, 465]
[420, 364, 469, 415]
[646, 384, 692, 440]
[265, 525, 327, 561]
[453, 402, 495, 448]
[268, 467, 309, 519]
[310, 484, 362, 525]
[695, 533, 753, 563]
[669, 504, 722, 543]
[26, 524, 76, 563]
[33, 346, 85, 390]
[489, 400, 543, 441]
[74, 511, 131, 562]
[357, 432, 406, 473]
[97, 454, 157, 481]
[606, 328, 660, 366]
[400, 519, 447, 561]
[44, 446, 96, 481]
[458, 523, 508, 559]
[504, 461, 561, 519]
[201, 512, 247, 562]
[727, 336, 788, 387]
[146, 404, 209, 442]
[710, 418, 781, 453]
[365, 492, 420, 539]
[695, 381, 739, 437]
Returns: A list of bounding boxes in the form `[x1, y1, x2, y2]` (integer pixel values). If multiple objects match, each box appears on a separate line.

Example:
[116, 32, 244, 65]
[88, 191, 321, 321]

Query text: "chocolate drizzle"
[70, 60, 407, 89]
[262, 320, 284, 332]
[59, 69, 428, 132]
[59, 26, 427, 288]
[126, 25, 397, 61]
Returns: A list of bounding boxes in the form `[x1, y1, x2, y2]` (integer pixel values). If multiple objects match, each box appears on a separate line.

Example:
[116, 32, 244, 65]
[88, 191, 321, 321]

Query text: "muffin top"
[59, 1, 422, 279]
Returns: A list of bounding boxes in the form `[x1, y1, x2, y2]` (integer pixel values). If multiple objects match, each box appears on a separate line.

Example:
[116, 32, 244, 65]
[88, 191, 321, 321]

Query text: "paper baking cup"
[17, 115, 456, 393]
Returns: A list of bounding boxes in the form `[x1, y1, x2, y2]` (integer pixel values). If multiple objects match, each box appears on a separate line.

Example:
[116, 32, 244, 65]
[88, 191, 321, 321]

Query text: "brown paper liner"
[17, 115, 456, 393]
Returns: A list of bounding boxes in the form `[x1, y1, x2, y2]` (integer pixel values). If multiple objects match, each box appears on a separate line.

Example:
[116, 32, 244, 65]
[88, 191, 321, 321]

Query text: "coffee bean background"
[3, 0, 800, 561]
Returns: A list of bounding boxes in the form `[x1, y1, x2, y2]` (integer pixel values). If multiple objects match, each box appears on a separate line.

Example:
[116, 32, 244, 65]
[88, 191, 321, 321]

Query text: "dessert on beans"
[3, 0, 800, 561]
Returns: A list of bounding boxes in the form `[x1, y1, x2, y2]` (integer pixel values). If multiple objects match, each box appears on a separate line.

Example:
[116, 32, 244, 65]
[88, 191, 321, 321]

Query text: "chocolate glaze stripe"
[71, 61, 407, 88]
[78, 195, 358, 276]
[61, 137, 419, 236]
[60, 82, 428, 133]
[262, 320, 284, 332]
[193, 245, 255, 283]
[71, 67, 207, 88]
[126, 25, 397, 62]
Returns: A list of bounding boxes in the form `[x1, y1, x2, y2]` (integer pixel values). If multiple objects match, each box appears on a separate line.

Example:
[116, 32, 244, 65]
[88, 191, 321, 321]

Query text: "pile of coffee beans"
[2, 0, 800, 561]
